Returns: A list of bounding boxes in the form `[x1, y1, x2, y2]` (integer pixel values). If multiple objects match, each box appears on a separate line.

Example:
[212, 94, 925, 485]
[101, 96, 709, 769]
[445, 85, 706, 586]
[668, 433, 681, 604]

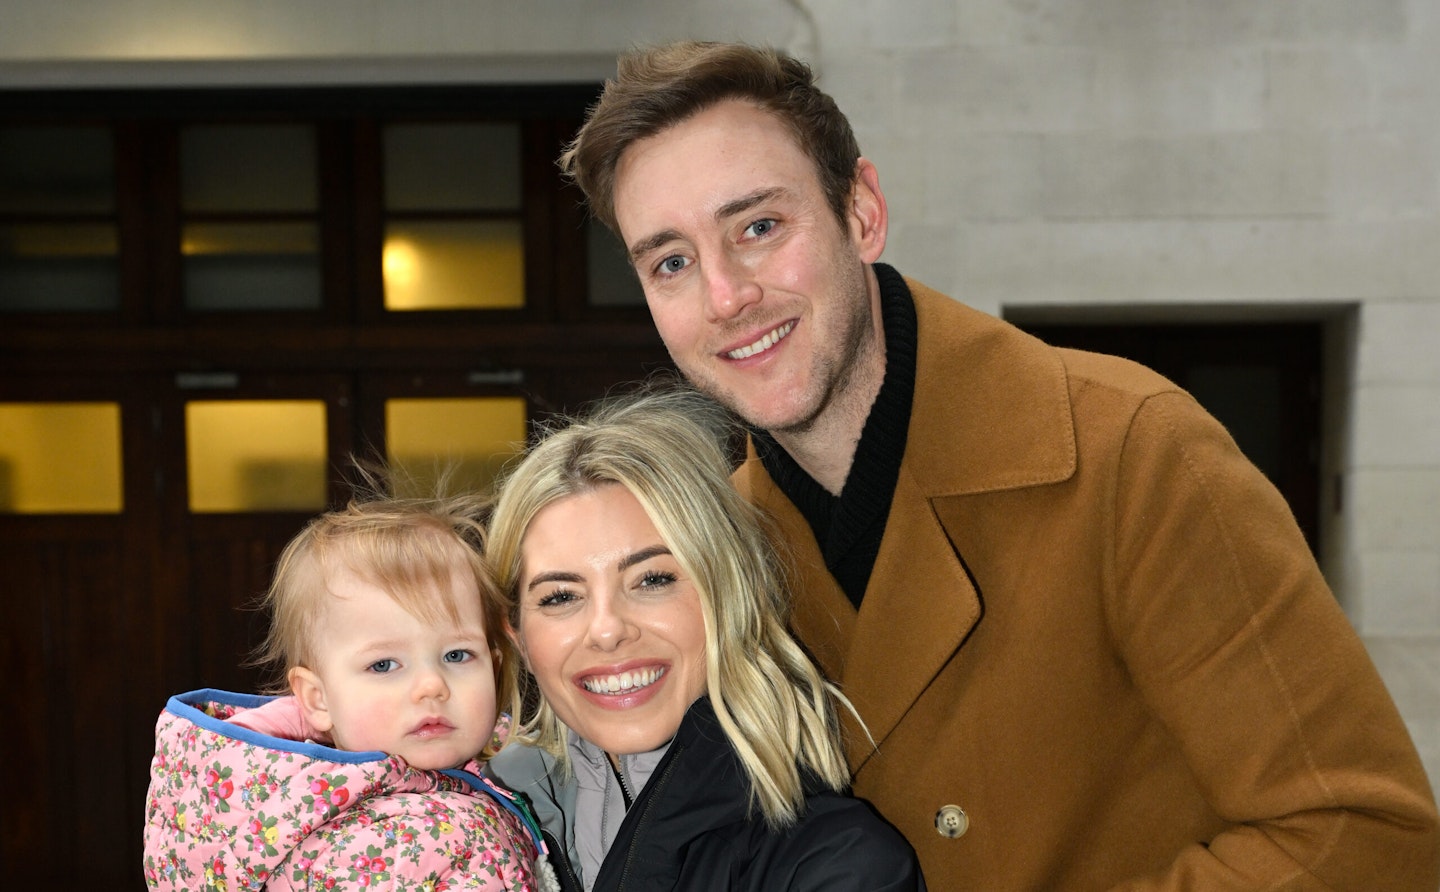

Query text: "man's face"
[612, 99, 887, 435]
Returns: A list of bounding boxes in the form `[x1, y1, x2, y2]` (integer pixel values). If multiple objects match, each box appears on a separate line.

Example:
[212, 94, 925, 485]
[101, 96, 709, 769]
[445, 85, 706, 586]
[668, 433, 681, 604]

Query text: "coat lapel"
[734, 276, 1078, 771]
[840, 467, 981, 769]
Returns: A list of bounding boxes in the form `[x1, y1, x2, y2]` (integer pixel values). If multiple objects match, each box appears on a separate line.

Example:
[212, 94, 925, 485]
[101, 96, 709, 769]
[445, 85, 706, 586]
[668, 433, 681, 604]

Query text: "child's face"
[291, 560, 497, 770]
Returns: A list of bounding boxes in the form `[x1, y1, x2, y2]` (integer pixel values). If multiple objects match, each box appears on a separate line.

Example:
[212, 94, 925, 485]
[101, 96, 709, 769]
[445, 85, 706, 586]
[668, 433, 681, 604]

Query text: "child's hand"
[227, 696, 333, 744]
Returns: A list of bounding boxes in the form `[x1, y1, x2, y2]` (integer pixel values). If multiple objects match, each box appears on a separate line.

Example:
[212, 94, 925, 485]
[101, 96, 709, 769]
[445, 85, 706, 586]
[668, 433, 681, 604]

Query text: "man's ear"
[849, 157, 888, 264]
[288, 666, 335, 735]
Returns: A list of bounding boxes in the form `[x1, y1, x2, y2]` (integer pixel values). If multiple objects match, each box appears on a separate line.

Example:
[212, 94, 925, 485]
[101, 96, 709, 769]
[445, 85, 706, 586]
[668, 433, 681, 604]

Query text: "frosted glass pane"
[0, 223, 119, 312]
[383, 221, 523, 311]
[182, 125, 317, 212]
[0, 402, 123, 514]
[186, 400, 328, 513]
[587, 220, 644, 307]
[0, 126, 114, 213]
[384, 123, 521, 211]
[182, 222, 320, 311]
[386, 397, 527, 496]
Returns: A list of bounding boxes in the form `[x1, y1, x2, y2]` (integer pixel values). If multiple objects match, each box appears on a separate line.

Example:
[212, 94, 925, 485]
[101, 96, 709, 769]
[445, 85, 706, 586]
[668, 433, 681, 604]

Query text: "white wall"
[4, 0, 1437, 797]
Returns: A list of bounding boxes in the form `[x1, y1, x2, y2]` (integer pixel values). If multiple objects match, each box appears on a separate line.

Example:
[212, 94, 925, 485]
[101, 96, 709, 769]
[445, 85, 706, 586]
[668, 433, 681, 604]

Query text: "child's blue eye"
[443, 649, 473, 664]
[368, 659, 397, 673]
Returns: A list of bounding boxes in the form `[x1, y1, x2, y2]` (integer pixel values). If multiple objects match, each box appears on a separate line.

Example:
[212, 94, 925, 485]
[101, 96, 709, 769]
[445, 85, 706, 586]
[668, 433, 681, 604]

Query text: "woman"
[485, 385, 924, 891]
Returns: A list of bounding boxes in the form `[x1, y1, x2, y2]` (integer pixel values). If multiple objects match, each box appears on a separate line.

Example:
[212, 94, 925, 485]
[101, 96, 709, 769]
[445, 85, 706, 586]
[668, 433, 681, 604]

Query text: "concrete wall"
[4, 0, 1437, 797]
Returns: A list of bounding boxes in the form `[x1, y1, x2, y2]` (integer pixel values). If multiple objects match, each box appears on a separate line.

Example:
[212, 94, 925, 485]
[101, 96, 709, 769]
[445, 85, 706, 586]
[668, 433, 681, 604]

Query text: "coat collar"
[736, 276, 1077, 767]
[903, 277, 1076, 496]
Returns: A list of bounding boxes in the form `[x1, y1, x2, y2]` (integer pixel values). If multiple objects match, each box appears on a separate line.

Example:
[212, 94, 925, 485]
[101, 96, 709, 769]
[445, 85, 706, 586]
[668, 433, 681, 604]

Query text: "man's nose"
[702, 249, 762, 322]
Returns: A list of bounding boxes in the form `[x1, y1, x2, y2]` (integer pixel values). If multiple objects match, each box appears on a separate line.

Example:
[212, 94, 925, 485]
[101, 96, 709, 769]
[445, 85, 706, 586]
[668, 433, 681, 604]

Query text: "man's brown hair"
[561, 41, 862, 238]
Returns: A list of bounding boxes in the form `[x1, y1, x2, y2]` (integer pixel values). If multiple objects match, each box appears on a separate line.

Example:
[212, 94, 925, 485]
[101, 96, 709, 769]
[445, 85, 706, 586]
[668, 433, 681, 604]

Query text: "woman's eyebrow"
[618, 545, 672, 572]
[526, 570, 583, 591]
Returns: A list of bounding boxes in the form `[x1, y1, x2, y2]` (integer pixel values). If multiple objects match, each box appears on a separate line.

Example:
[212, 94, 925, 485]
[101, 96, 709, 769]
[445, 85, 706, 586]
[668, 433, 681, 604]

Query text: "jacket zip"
[612, 743, 685, 891]
[542, 828, 584, 892]
[611, 757, 636, 809]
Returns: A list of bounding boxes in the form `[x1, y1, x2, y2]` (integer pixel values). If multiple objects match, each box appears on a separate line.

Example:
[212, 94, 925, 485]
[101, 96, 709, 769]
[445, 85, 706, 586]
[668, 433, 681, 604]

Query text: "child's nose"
[413, 666, 449, 701]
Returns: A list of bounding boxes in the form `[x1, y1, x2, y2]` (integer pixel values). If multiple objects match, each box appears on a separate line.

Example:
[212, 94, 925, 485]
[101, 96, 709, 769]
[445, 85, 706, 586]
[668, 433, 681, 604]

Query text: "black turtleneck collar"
[752, 262, 918, 608]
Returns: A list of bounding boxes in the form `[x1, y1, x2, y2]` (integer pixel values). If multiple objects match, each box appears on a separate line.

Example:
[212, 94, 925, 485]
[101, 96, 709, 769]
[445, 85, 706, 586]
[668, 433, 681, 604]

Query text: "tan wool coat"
[734, 278, 1440, 891]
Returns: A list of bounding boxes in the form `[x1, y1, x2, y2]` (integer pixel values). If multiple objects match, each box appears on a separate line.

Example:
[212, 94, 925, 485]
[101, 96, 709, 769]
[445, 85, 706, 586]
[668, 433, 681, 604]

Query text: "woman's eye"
[536, 589, 577, 609]
[657, 255, 689, 275]
[443, 649, 473, 664]
[744, 218, 775, 238]
[639, 570, 677, 590]
[368, 659, 397, 674]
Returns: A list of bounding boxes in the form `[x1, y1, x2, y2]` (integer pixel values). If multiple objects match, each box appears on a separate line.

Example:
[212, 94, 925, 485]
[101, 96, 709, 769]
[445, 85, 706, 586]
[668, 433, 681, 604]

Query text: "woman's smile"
[579, 664, 668, 696]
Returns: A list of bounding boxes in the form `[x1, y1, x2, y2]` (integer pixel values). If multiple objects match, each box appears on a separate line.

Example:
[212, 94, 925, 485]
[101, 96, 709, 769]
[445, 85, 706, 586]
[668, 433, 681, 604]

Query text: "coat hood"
[143, 689, 543, 890]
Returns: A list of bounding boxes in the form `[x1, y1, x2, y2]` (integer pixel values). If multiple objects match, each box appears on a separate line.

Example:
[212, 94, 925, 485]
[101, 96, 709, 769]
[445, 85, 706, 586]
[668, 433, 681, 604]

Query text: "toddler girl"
[143, 492, 552, 891]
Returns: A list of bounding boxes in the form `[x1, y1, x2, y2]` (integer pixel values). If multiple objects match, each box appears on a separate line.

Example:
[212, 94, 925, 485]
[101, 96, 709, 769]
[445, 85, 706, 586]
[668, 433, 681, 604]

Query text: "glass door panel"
[385, 396, 528, 496]
[179, 124, 320, 312]
[0, 126, 119, 312]
[181, 222, 321, 311]
[588, 220, 644, 308]
[0, 222, 120, 311]
[181, 125, 317, 212]
[0, 126, 114, 213]
[383, 221, 524, 310]
[381, 122, 525, 312]
[384, 123, 521, 211]
[185, 399, 328, 512]
[0, 402, 123, 513]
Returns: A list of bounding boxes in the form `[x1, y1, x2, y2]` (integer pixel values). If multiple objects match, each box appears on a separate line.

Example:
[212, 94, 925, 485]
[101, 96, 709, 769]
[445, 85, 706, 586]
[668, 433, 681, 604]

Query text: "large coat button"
[935, 804, 969, 839]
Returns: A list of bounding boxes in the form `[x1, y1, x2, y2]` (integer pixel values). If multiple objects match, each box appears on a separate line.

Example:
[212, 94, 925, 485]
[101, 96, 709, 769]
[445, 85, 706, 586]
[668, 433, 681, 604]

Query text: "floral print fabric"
[143, 689, 540, 891]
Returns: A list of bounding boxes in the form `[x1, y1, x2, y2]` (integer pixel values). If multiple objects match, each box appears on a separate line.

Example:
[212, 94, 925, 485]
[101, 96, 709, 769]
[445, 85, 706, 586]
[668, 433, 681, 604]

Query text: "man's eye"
[368, 659, 397, 673]
[443, 649, 473, 664]
[745, 219, 775, 238]
[658, 255, 689, 275]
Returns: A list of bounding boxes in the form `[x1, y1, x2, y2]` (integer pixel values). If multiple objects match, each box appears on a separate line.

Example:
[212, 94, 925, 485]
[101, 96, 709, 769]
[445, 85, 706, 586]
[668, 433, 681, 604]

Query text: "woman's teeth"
[582, 666, 666, 694]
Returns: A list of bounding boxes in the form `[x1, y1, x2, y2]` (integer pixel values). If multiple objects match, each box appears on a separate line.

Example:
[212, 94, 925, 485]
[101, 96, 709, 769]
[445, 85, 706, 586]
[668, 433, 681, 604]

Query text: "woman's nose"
[585, 597, 637, 650]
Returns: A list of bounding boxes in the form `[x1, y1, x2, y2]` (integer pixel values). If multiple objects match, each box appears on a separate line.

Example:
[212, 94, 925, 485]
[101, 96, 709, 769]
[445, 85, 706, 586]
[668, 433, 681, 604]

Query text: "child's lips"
[410, 718, 455, 738]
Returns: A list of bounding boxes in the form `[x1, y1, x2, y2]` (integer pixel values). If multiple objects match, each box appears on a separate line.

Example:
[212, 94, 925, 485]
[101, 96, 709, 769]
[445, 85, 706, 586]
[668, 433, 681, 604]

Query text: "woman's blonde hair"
[487, 384, 854, 826]
[254, 484, 515, 759]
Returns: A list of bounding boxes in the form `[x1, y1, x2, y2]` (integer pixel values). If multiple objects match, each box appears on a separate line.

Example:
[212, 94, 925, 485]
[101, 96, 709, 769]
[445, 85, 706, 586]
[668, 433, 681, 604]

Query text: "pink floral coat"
[143, 689, 543, 891]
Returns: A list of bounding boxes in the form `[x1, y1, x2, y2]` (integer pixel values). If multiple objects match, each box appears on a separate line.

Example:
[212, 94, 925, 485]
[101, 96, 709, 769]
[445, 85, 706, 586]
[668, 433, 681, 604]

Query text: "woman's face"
[513, 483, 708, 757]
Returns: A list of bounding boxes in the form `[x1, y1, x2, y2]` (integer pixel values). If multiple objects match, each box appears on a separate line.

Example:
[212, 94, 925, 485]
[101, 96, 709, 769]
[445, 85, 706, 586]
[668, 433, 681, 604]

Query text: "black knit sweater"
[753, 263, 918, 608]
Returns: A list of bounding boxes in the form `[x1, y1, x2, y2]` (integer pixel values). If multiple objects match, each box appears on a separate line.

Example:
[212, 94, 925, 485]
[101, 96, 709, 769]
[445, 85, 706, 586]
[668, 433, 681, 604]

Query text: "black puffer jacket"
[488, 697, 925, 891]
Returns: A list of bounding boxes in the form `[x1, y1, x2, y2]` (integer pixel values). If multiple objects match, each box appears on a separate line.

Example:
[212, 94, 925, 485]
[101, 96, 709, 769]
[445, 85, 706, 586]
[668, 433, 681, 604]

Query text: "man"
[561, 41, 1440, 889]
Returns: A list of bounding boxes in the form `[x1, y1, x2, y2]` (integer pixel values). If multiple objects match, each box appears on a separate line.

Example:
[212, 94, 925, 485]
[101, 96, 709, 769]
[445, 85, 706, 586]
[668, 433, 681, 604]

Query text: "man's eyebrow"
[715, 187, 784, 222]
[629, 229, 682, 264]
[627, 188, 787, 263]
